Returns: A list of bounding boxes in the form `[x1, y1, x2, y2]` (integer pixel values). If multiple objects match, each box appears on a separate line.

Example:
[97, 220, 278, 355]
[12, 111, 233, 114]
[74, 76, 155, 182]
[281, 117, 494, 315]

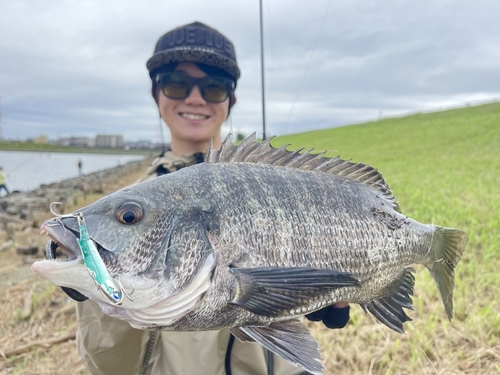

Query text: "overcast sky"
[0, 0, 499, 143]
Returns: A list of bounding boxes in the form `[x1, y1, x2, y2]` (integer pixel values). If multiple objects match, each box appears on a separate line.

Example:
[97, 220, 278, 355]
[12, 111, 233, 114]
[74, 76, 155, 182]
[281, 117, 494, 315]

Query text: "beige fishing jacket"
[76, 151, 308, 375]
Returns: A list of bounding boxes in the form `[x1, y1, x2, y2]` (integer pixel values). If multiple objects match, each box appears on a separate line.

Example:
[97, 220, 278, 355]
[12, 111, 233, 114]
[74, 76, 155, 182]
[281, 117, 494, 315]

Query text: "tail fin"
[426, 227, 468, 320]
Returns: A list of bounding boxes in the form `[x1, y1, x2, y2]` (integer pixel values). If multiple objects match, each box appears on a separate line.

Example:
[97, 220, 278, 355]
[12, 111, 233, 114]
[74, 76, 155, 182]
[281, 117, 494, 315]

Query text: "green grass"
[273, 101, 500, 374]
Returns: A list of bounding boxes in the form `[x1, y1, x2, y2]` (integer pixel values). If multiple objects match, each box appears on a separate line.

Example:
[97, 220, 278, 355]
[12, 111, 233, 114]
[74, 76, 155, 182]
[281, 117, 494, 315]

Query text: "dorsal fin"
[207, 133, 400, 212]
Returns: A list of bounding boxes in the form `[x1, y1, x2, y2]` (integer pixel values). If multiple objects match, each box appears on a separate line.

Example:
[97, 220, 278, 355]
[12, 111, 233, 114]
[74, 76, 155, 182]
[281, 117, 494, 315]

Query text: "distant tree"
[236, 132, 245, 142]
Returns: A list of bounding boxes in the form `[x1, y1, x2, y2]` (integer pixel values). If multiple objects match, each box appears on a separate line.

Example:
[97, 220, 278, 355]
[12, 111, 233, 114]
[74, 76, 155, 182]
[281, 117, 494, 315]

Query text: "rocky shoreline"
[0, 158, 152, 375]
[0, 158, 150, 234]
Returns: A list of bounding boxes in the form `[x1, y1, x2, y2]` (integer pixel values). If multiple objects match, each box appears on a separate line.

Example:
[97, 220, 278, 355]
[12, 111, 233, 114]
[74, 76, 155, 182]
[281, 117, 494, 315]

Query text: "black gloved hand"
[61, 286, 88, 302]
[306, 305, 350, 329]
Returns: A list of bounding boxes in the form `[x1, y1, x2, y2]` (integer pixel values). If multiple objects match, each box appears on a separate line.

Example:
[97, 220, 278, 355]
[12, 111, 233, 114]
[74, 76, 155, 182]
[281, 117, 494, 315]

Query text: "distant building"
[134, 140, 153, 149]
[95, 134, 124, 148]
[33, 135, 49, 144]
[153, 142, 170, 151]
[56, 136, 92, 147]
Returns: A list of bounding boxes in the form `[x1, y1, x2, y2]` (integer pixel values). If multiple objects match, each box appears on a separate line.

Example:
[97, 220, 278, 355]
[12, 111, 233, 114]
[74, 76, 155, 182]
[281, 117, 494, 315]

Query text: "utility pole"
[259, 0, 267, 140]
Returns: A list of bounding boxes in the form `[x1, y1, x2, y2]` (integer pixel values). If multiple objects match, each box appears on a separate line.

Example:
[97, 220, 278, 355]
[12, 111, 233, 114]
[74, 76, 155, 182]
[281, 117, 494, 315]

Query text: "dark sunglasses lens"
[161, 74, 191, 99]
[200, 78, 230, 102]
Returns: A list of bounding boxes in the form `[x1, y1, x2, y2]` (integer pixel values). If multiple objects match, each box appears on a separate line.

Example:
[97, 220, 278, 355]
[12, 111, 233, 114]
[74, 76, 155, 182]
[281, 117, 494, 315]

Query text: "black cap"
[147, 21, 240, 81]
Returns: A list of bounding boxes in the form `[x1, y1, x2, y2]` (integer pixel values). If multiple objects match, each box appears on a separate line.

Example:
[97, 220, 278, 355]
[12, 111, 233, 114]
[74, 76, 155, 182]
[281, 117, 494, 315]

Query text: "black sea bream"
[33, 134, 468, 375]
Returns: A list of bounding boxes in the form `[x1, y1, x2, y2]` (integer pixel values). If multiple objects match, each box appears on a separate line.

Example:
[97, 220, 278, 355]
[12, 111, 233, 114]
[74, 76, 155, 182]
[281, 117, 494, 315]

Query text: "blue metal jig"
[76, 213, 134, 305]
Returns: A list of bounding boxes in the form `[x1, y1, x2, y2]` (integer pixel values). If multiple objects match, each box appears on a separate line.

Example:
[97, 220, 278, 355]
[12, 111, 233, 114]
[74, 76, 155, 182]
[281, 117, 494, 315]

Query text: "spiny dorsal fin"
[207, 133, 400, 212]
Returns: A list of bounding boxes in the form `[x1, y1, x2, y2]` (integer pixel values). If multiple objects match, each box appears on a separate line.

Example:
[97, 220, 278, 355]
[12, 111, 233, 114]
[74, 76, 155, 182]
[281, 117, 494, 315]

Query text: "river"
[0, 151, 146, 194]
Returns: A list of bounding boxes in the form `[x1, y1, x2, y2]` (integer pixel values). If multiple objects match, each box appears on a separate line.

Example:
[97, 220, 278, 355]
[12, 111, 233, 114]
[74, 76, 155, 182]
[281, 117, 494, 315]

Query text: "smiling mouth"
[180, 113, 209, 120]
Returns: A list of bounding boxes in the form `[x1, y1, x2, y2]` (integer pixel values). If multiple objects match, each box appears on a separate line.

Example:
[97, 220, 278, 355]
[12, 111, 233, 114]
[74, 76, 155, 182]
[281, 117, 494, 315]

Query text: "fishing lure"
[76, 213, 128, 305]
[47, 203, 133, 305]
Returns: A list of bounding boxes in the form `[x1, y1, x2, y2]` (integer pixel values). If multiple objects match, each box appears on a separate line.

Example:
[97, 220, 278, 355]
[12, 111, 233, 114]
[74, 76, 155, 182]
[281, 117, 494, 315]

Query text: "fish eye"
[116, 202, 144, 224]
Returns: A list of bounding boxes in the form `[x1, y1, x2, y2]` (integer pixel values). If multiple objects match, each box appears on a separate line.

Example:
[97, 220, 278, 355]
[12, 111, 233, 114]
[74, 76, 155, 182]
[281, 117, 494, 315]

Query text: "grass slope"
[272, 102, 500, 374]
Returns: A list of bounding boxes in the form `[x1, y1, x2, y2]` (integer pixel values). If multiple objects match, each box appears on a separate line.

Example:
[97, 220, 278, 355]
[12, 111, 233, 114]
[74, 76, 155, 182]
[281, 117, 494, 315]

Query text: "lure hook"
[46, 202, 80, 231]
[116, 276, 135, 302]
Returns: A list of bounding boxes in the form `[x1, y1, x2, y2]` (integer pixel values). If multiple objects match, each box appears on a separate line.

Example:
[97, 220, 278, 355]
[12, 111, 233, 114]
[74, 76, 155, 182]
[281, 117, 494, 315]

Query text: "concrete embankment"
[0, 158, 151, 234]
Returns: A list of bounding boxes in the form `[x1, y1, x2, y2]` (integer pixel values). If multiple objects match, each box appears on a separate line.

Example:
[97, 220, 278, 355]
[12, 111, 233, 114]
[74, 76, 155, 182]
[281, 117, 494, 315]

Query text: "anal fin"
[361, 268, 415, 333]
[234, 320, 325, 375]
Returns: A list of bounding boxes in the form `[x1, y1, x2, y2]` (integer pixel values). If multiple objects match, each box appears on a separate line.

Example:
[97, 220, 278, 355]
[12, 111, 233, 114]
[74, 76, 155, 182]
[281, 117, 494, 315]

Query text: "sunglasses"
[156, 72, 234, 103]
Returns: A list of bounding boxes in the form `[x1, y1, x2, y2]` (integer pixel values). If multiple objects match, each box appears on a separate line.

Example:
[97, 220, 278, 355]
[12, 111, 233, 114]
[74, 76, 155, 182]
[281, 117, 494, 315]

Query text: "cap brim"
[147, 49, 240, 80]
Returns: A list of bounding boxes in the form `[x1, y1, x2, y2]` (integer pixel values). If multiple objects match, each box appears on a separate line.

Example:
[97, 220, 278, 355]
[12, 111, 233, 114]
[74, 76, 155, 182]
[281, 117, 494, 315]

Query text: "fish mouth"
[40, 221, 89, 302]
[41, 221, 83, 262]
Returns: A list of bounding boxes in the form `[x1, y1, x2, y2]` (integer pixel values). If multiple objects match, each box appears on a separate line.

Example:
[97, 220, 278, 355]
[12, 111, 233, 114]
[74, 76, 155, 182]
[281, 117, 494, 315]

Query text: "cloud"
[0, 0, 499, 142]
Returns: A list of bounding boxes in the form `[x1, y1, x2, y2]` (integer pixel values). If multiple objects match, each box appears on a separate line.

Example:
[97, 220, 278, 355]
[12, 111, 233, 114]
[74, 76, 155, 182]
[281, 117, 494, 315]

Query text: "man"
[0, 167, 10, 196]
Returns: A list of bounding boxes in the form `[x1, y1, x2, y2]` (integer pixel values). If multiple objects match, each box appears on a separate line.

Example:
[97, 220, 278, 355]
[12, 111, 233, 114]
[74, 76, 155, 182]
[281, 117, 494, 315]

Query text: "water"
[0, 151, 146, 194]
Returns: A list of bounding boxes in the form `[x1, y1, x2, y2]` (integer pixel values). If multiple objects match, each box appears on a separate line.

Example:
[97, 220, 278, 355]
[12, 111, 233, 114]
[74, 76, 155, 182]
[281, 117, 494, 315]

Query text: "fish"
[32, 134, 468, 375]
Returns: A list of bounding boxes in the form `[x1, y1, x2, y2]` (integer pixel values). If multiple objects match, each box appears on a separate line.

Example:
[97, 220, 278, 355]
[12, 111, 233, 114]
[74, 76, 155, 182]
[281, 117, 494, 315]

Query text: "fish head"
[32, 178, 216, 329]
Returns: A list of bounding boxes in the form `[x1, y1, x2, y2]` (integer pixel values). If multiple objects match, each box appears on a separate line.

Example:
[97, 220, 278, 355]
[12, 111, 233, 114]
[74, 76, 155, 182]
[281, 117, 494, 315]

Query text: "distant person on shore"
[73, 21, 351, 375]
[0, 167, 10, 196]
[77, 159, 83, 176]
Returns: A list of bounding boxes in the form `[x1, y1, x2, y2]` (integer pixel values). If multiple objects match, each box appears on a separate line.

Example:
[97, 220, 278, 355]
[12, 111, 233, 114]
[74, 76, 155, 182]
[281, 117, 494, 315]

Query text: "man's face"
[158, 62, 230, 151]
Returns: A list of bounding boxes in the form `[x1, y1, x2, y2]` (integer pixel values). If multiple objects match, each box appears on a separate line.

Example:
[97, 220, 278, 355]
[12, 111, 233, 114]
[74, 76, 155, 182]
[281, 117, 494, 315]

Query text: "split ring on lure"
[47, 202, 134, 305]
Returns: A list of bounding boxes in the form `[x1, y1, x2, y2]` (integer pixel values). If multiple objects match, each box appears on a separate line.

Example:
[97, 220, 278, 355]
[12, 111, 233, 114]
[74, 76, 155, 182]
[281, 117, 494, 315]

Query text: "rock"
[0, 158, 150, 225]
[0, 240, 13, 251]
[16, 245, 39, 256]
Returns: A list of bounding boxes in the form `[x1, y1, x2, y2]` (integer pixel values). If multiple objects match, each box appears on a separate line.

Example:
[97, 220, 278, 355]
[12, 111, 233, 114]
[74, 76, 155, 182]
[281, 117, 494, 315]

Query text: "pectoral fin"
[230, 266, 359, 317]
[231, 319, 325, 375]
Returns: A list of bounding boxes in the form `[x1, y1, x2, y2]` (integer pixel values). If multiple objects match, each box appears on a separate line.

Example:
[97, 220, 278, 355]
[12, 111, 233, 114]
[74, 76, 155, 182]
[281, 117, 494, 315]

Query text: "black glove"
[306, 305, 350, 329]
[61, 286, 88, 302]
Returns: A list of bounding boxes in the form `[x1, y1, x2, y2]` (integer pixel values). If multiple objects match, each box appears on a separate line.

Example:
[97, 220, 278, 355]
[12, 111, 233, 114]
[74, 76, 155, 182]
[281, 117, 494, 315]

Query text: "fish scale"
[33, 134, 468, 375]
[214, 166, 397, 272]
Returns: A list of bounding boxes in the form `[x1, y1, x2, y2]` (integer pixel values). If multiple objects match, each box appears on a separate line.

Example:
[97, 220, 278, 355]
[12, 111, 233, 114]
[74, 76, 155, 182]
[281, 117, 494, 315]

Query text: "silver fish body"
[33, 135, 468, 375]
